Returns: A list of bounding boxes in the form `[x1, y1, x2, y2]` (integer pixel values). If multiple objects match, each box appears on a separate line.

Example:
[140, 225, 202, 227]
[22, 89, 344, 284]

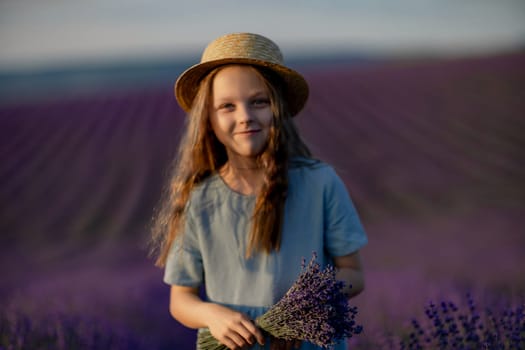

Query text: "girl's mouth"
[237, 129, 261, 135]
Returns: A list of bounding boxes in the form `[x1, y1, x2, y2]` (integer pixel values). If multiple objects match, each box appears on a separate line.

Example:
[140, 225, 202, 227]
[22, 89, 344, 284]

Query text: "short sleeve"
[163, 213, 204, 287]
[323, 167, 368, 257]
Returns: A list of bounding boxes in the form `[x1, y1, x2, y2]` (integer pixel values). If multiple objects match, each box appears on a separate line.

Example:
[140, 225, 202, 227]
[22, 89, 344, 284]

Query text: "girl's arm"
[169, 285, 266, 349]
[333, 251, 365, 298]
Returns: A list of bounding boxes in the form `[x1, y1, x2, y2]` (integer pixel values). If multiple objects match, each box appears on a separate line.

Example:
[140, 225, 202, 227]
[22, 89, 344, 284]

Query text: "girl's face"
[209, 65, 273, 161]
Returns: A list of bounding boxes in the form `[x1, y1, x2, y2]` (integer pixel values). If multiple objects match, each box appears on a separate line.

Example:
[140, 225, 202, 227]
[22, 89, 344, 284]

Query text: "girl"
[151, 32, 368, 350]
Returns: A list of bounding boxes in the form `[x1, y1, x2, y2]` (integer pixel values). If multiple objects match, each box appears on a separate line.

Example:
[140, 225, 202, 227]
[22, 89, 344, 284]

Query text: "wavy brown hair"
[150, 64, 312, 267]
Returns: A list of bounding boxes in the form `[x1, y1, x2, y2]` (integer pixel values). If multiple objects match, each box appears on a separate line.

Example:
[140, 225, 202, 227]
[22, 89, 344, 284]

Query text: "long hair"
[150, 64, 312, 267]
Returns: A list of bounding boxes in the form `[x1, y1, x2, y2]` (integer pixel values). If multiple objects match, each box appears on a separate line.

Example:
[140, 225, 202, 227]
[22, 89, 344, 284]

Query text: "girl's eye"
[218, 103, 235, 110]
[252, 99, 270, 107]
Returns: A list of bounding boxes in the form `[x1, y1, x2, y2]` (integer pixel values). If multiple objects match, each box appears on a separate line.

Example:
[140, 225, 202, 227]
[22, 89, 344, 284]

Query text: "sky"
[0, 0, 524, 71]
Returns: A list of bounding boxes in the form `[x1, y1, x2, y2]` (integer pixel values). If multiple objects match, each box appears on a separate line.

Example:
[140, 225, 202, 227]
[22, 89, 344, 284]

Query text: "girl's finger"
[233, 323, 255, 346]
[219, 335, 237, 350]
[241, 320, 265, 345]
[224, 332, 248, 349]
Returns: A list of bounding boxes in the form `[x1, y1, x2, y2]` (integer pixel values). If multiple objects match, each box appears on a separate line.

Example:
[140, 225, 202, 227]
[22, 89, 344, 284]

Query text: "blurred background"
[1, 1, 524, 349]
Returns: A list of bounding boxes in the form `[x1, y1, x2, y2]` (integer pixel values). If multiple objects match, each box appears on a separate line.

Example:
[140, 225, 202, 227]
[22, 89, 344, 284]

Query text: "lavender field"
[1, 51, 524, 349]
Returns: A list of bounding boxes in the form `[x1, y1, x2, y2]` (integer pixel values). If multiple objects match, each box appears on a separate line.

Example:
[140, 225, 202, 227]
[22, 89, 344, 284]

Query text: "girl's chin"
[228, 149, 266, 160]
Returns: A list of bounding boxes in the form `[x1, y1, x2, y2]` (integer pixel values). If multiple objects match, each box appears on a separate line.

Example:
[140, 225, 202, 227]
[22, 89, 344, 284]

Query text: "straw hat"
[174, 32, 309, 117]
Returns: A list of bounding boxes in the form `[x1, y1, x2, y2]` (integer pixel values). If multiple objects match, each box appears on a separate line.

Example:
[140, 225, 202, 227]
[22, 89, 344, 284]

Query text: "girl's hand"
[206, 303, 265, 349]
[270, 336, 302, 350]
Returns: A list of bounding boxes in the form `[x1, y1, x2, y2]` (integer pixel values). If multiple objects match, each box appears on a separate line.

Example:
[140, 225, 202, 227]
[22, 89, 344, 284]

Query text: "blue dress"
[164, 159, 368, 349]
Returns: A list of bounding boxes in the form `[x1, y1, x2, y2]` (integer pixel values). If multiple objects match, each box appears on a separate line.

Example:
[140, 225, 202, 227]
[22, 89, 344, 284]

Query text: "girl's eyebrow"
[214, 90, 268, 103]
[249, 90, 267, 98]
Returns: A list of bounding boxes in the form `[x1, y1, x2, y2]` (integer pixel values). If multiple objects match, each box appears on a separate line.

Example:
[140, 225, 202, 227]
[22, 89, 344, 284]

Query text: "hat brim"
[174, 58, 309, 117]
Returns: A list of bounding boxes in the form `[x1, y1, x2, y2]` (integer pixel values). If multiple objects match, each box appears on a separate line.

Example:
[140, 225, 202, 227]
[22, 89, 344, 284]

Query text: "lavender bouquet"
[197, 252, 362, 349]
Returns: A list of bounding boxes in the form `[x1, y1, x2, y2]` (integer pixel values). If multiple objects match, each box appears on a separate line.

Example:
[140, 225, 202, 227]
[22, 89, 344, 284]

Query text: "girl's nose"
[237, 104, 254, 124]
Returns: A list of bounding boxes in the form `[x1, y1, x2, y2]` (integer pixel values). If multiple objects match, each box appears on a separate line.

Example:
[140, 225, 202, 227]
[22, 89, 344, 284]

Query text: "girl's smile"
[235, 129, 261, 136]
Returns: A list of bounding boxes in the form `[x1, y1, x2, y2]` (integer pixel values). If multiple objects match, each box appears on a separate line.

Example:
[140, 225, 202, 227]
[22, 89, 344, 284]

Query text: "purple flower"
[400, 293, 525, 350]
[197, 252, 362, 349]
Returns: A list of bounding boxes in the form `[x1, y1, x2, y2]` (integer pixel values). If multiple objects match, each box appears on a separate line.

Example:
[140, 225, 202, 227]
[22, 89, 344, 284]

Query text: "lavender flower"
[197, 252, 362, 349]
[400, 293, 525, 350]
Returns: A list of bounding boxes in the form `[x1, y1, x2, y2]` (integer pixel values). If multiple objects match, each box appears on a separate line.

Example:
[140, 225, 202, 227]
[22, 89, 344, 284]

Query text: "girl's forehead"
[211, 65, 268, 95]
